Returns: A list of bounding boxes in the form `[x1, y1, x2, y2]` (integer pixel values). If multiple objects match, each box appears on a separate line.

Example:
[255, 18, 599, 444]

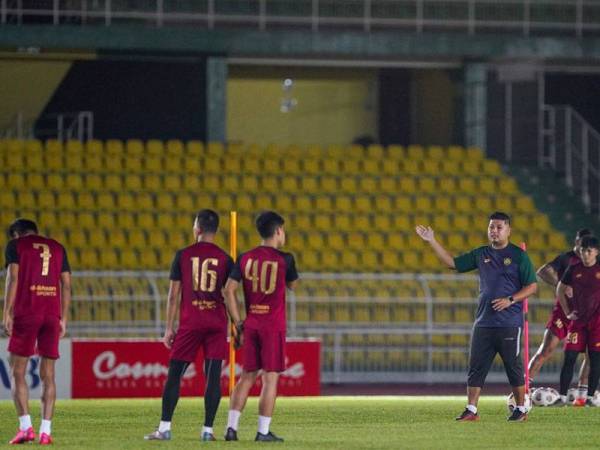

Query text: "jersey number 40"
[244, 259, 278, 294]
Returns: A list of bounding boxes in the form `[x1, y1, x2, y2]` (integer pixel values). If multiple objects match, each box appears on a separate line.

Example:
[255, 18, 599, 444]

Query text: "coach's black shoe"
[255, 431, 284, 442]
[224, 427, 238, 441]
[507, 409, 527, 421]
[455, 408, 480, 421]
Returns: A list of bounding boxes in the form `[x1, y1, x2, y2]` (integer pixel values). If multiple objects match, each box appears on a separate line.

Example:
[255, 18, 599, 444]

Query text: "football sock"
[258, 415, 271, 435]
[466, 404, 477, 414]
[202, 426, 214, 435]
[158, 421, 171, 433]
[18, 415, 32, 431]
[203, 359, 222, 428]
[586, 351, 600, 396]
[559, 350, 578, 395]
[40, 420, 51, 435]
[578, 385, 588, 398]
[227, 410, 241, 431]
[161, 359, 190, 422]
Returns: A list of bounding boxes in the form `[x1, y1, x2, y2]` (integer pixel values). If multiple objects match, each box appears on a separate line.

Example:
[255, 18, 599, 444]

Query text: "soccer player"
[223, 211, 298, 442]
[529, 228, 592, 404]
[144, 210, 233, 441]
[416, 211, 537, 421]
[2, 218, 71, 445]
[556, 235, 600, 407]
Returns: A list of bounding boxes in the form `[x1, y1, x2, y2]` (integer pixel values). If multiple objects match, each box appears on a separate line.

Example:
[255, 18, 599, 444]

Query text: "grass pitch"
[1, 396, 599, 449]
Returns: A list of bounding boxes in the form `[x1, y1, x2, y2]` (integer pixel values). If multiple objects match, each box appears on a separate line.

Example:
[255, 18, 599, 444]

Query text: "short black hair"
[7, 218, 38, 239]
[576, 228, 593, 239]
[194, 209, 219, 233]
[489, 211, 511, 225]
[580, 235, 599, 250]
[256, 211, 285, 239]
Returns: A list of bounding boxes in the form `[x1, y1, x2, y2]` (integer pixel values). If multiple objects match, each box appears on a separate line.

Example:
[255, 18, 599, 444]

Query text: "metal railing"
[35, 111, 94, 141]
[541, 104, 600, 217]
[0, 271, 562, 383]
[2, 1, 600, 37]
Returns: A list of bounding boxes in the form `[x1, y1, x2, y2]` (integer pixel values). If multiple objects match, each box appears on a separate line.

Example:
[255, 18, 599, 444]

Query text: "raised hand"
[415, 225, 435, 242]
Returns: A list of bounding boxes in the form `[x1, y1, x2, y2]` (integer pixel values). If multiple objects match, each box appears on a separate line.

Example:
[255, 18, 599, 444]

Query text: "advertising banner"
[72, 339, 320, 398]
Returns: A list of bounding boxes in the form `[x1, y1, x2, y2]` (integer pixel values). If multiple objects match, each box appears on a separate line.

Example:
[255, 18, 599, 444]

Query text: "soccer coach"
[416, 212, 537, 422]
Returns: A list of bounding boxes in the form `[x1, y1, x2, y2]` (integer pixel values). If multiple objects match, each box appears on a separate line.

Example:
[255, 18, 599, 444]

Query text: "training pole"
[229, 211, 237, 396]
[520, 242, 530, 393]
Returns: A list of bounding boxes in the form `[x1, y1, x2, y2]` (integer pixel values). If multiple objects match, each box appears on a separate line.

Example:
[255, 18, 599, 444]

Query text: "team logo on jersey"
[503, 258, 512, 266]
[483, 258, 491, 263]
[576, 273, 583, 278]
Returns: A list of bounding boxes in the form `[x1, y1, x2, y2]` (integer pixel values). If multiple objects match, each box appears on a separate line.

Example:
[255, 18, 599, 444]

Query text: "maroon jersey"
[5, 235, 70, 318]
[561, 262, 600, 323]
[230, 246, 298, 332]
[549, 250, 580, 280]
[169, 241, 233, 330]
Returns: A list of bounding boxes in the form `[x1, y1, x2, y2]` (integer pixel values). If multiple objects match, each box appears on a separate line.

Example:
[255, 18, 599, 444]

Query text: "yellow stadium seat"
[493, 196, 513, 212]
[321, 177, 340, 193]
[97, 192, 115, 210]
[124, 174, 142, 191]
[402, 160, 420, 175]
[447, 145, 465, 160]
[407, 145, 425, 159]
[474, 197, 493, 213]
[374, 196, 392, 213]
[85, 139, 104, 154]
[379, 177, 397, 193]
[315, 196, 332, 212]
[65, 174, 84, 190]
[387, 233, 405, 250]
[340, 177, 357, 193]
[300, 176, 319, 193]
[136, 212, 155, 229]
[347, 232, 366, 250]
[163, 174, 181, 191]
[142, 174, 160, 191]
[240, 176, 258, 192]
[515, 196, 535, 213]
[25, 152, 44, 170]
[45, 139, 63, 154]
[57, 192, 76, 209]
[441, 160, 460, 175]
[382, 160, 401, 175]
[25, 173, 44, 190]
[166, 140, 184, 156]
[83, 154, 102, 172]
[422, 160, 441, 175]
[399, 177, 416, 193]
[427, 146, 445, 160]
[417, 177, 436, 193]
[394, 195, 412, 212]
[453, 196, 473, 213]
[340, 159, 360, 174]
[340, 249, 359, 269]
[156, 193, 173, 211]
[147, 139, 164, 156]
[362, 159, 379, 174]
[117, 193, 135, 211]
[333, 214, 352, 232]
[477, 178, 496, 194]
[37, 191, 56, 208]
[387, 145, 405, 159]
[7, 173, 25, 189]
[97, 212, 115, 228]
[144, 155, 162, 172]
[354, 195, 372, 213]
[499, 178, 518, 194]
[482, 160, 502, 175]
[77, 212, 96, 229]
[80, 249, 99, 268]
[414, 195, 433, 212]
[77, 192, 96, 209]
[104, 174, 122, 191]
[124, 155, 143, 172]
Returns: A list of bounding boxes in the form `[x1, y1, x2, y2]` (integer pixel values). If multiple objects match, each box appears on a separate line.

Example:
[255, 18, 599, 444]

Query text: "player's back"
[6, 234, 68, 318]
[172, 241, 233, 330]
[567, 261, 600, 320]
[238, 246, 297, 332]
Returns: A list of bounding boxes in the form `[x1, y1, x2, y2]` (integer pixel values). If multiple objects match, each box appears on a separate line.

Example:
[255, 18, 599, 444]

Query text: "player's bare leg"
[9, 354, 29, 416]
[467, 386, 481, 408]
[38, 357, 56, 442]
[8, 354, 35, 444]
[255, 371, 283, 441]
[576, 354, 591, 402]
[528, 329, 561, 383]
[225, 371, 258, 440]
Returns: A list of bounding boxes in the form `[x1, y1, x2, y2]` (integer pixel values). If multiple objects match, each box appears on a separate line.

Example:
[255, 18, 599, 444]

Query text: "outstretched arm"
[415, 225, 456, 269]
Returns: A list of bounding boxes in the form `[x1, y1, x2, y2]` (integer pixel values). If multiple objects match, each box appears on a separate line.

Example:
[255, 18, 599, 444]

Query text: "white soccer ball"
[507, 392, 532, 413]
[567, 388, 578, 403]
[591, 391, 600, 407]
[531, 387, 559, 407]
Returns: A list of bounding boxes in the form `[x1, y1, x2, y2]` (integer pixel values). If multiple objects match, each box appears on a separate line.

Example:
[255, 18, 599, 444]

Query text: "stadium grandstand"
[2, 0, 600, 393]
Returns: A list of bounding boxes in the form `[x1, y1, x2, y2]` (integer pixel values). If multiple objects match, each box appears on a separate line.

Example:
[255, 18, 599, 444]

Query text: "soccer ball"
[531, 387, 559, 407]
[507, 392, 532, 413]
[567, 388, 578, 403]
[590, 391, 600, 407]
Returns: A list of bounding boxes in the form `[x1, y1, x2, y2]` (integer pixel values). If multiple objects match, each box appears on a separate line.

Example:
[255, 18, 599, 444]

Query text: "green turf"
[1, 396, 599, 449]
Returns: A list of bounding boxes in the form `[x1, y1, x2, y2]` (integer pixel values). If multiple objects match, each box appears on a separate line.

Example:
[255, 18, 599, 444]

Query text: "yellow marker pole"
[229, 211, 237, 396]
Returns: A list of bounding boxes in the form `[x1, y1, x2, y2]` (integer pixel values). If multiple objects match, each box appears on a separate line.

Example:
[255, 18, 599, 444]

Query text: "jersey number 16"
[191, 257, 218, 292]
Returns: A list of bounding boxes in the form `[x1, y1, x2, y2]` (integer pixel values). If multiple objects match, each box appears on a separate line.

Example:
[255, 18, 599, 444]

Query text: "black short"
[467, 326, 524, 388]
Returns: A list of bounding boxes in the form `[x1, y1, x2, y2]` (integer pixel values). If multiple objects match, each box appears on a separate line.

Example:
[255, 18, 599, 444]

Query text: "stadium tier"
[0, 138, 566, 274]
